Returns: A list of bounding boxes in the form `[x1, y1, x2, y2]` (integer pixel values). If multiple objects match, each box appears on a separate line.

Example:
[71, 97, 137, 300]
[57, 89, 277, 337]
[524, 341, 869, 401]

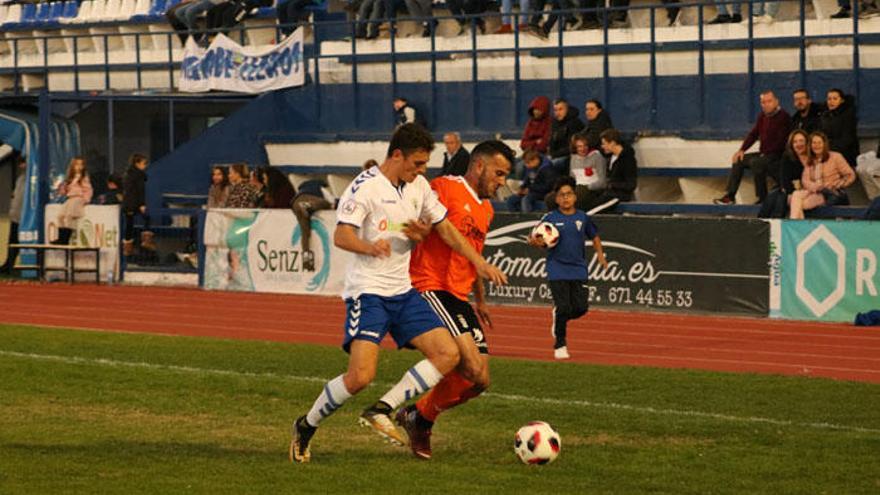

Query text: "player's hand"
[475, 302, 494, 331]
[368, 239, 391, 258]
[597, 252, 609, 271]
[477, 260, 507, 285]
[403, 219, 432, 243]
[527, 234, 546, 248]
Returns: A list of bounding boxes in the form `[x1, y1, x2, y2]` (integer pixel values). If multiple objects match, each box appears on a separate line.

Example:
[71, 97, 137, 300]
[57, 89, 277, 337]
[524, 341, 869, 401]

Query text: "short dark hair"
[553, 98, 569, 107]
[107, 173, 122, 186]
[792, 88, 809, 97]
[827, 88, 845, 99]
[394, 96, 407, 103]
[470, 140, 515, 170]
[554, 175, 576, 193]
[600, 128, 622, 145]
[522, 149, 542, 164]
[386, 123, 434, 158]
[129, 152, 148, 167]
[586, 99, 603, 110]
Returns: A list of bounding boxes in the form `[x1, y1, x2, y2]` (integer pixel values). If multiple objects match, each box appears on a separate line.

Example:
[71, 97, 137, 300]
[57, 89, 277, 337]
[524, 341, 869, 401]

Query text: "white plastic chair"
[99, 0, 122, 21]
[3, 3, 21, 24]
[0, 5, 9, 25]
[117, 0, 137, 20]
[133, 0, 151, 15]
[67, 0, 92, 24]
[88, 0, 106, 21]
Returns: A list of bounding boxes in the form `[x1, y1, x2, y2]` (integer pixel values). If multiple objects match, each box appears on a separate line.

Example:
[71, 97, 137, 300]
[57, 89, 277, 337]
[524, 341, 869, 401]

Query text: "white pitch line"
[2, 350, 878, 435]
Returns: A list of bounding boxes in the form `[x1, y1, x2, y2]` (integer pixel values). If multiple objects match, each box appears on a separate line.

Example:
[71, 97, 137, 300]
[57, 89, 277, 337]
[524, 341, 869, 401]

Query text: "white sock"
[379, 359, 444, 410]
[305, 375, 353, 427]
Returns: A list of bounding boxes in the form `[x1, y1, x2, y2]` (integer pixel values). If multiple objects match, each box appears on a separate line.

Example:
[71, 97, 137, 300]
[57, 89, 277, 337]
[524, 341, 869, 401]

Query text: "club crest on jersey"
[342, 199, 358, 215]
[576, 220, 583, 231]
[464, 203, 472, 212]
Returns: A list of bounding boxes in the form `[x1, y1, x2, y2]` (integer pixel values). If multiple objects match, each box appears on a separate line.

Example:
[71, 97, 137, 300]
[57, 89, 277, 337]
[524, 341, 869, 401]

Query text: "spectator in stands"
[856, 144, 880, 200]
[820, 88, 859, 167]
[831, 0, 880, 18]
[609, 0, 630, 28]
[506, 150, 558, 212]
[576, 99, 613, 150]
[791, 89, 824, 134]
[662, 0, 682, 26]
[278, 0, 321, 36]
[707, 1, 742, 24]
[249, 168, 267, 207]
[176, 0, 233, 44]
[714, 90, 791, 205]
[51, 157, 93, 245]
[208, 0, 274, 36]
[752, 0, 780, 23]
[441, 132, 470, 176]
[0, 155, 26, 274]
[546, 135, 606, 210]
[95, 174, 123, 205]
[394, 97, 422, 128]
[758, 130, 810, 218]
[226, 163, 260, 208]
[576, 0, 602, 29]
[527, 0, 579, 39]
[549, 98, 585, 161]
[447, 0, 488, 35]
[167, 0, 199, 44]
[291, 176, 336, 271]
[789, 132, 856, 219]
[496, 0, 531, 34]
[208, 166, 230, 208]
[403, 0, 437, 37]
[574, 128, 637, 213]
[521, 96, 551, 155]
[356, 0, 386, 39]
[262, 166, 297, 208]
[123, 153, 153, 256]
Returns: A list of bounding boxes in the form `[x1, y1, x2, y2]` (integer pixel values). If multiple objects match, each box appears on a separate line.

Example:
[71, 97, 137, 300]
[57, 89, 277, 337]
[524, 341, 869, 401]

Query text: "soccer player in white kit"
[290, 124, 507, 463]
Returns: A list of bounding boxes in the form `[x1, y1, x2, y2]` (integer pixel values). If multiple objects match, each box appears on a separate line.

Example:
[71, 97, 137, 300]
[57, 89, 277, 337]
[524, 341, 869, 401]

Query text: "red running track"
[2, 282, 880, 383]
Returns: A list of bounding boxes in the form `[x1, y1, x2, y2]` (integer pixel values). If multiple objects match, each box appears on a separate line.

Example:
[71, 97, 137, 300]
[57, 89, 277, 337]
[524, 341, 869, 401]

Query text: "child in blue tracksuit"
[507, 149, 560, 213]
[529, 176, 608, 359]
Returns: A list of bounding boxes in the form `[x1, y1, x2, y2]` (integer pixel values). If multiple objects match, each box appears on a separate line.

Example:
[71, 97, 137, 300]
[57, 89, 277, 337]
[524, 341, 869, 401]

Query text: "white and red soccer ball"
[531, 222, 560, 248]
[514, 421, 561, 465]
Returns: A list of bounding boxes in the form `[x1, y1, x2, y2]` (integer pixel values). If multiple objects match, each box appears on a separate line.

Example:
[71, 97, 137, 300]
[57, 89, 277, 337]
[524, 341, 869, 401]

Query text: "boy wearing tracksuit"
[529, 176, 608, 359]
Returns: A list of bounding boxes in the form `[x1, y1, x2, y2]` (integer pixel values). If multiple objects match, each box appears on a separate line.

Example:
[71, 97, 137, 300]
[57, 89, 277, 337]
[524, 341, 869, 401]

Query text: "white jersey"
[336, 167, 447, 299]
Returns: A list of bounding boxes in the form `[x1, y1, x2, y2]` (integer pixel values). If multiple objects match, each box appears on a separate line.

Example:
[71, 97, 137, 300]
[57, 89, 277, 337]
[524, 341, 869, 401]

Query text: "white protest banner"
[44, 204, 120, 282]
[179, 30, 305, 94]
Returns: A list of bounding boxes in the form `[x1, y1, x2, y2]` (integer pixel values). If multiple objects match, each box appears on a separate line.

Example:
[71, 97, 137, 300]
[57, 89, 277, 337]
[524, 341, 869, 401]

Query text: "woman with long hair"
[53, 157, 92, 244]
[207, 166, 230, 208]
[261, 166, 297, 209]
[759, 130, 810, 218]
[225, 163, 259, 208]
[789, 132, 856, 219]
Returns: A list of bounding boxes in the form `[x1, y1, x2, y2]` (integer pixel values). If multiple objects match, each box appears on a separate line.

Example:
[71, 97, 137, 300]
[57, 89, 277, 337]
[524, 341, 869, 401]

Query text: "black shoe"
[527, 24, 548, 39]
[289, 416, 317, 463]
[731, 13, 743, 22]
[302, 250, 315, 272]
[713, 195, 735, 205]
[831, 7, 851, 18]
[707, 14, 732, 24]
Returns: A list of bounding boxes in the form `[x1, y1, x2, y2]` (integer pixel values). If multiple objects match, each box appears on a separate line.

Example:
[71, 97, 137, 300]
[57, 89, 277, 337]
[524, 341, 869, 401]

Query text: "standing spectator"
[528, 176, 608, 360]
[506, 150, 558, 212]
[576, 99, 613, 150]
[52, 157, 93, 245]
[520, 96, 551, 155]
[789, 132, 856, 219]
[262, 166, 297, 209]
[714, 90, 791, 204]
[820, 88, 859, 167]
[277, 0, 320, 36]
[707, 0, 742, 23]
[249, 168, 267, 208]
[856, 145, 880, 200]
[496, 0, 531, 33]
[226, 163, 259, 208]
[95, 174, 123, 205]
[394, 97, 422, 128]
[791, 89, 824, 133]
[758, 130, 810, 218]
[577, 128, 638, 213]
[1, 155, 26, 274]
[441, 132, 470, 176]
[208, 166, 230, 208]
[549, 98, 585, 160]
[123, 153, 152, 256]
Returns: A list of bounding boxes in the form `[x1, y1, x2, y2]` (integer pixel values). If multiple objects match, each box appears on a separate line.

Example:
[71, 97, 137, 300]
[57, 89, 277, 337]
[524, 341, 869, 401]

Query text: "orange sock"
[416, 370, 481, 423]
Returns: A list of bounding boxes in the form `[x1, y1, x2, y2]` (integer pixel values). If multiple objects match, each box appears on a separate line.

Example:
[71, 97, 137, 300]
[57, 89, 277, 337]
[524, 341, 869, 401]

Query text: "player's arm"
[334, 224, 390, 257]
[473, 277, 493, 330]
[434, 219, 507, 285]
[403, 219, 432, 243]
[592, 235, 609, 270]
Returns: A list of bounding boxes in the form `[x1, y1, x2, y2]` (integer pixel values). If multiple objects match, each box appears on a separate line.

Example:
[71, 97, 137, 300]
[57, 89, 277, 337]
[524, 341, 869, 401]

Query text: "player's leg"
[290, 296, 389, 463]
[548, 280, 573, 358]
[570, 280, 590, 321]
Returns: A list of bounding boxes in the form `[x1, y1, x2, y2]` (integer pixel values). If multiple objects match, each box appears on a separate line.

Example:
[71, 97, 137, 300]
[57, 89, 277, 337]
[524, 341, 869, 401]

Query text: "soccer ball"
[531, 222, 560, 248]
[514, 421, 561, 465]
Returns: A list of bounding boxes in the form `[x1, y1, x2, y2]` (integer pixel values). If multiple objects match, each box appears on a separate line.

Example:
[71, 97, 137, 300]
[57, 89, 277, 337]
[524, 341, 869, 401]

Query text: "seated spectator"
[521, 96, 551, 155]
[291, 176, 336, 271]
[249, 168, 267, 207]
[506, 150, 559, 212]
[52, 157, 93, 245]
[831, 0, 880, 18]
[176, 0, 233, 44]
[789, 132, 856, 219]
[707, 0, 742, 24]
[208, 165, 230, 208]
[95, 174, 123, 205]
[855, 144, 880, 200]
[403, 0, 436, 36]
[715, 90, 791, 205]
[207, 0, 274, 37]
[546, 135, 606, 210]
[791, 89, 824, 134]
[277, 0, 321, 36]
[576, 128, 637, 214]
[496, 0, 531, 33]
[394, 97, 423, 128]
[820, 88, 859, 167]
[446, 0, 488, 35]
[167, 0, 198, 44]
[752, 0, 780, 23]
[549, 98, 585, 161]
[575, 99, 613, 150]
[528, 0, 578, 39]
[226, 163, 260, 208]
[262, 166, 297, 208]
[758, 129, 809, 218]
[356, 0, 386, 39]
[441, 132, 470, 176]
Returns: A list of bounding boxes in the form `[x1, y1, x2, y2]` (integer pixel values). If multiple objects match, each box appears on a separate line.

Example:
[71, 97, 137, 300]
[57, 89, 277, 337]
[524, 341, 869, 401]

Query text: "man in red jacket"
[520, 96, 551, 155]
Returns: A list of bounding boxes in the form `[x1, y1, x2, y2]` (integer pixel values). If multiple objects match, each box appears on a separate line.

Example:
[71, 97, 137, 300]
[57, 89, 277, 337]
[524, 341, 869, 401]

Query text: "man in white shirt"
[290, 124, 507, 463]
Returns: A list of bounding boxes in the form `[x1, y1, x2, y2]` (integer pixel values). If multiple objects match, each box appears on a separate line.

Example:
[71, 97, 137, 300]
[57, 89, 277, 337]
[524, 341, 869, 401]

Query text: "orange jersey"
[410, 176, 494, 301]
